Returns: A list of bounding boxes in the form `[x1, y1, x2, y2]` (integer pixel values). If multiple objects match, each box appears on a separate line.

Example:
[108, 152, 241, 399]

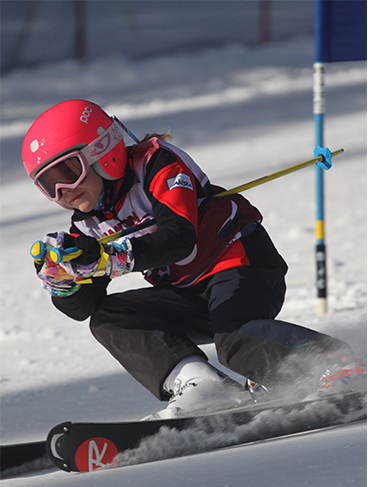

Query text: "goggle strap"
[113, 117, 140, 144]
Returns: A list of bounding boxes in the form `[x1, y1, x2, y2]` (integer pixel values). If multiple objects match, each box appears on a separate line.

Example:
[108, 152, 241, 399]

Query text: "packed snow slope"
[0, 36, 366, 485]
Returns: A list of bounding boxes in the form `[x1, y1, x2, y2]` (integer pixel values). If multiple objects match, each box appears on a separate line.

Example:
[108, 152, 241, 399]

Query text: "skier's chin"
[62, 197, 95, 213]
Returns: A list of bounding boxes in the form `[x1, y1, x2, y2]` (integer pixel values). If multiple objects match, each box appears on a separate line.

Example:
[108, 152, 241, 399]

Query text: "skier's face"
[59, 168, 103, 213]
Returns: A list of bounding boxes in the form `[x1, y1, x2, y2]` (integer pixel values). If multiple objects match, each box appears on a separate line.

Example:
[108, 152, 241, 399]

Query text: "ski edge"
[45, 389, 366, 473]
[0, 440, 50, 474]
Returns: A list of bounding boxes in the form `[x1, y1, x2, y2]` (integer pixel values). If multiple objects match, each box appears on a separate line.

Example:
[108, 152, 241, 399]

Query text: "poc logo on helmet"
[80, 106, 93, 124]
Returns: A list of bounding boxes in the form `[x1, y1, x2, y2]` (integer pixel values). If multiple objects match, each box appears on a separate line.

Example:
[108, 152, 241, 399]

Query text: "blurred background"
[0, 0, 366, 459]
[1, 0, 314, 71]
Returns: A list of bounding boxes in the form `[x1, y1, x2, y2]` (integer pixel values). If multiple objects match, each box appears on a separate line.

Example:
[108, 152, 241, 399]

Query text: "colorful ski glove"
[36, 232, 135, 295]
[62, 233, 103, 266]
[36, 234, 81, 298]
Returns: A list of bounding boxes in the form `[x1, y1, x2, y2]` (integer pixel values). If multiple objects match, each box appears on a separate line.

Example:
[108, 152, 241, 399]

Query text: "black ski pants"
[90, 266, 352, 400]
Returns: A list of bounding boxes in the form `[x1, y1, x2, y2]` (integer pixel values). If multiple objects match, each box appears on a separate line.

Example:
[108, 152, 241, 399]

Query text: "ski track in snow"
[113, 397, 366, 468]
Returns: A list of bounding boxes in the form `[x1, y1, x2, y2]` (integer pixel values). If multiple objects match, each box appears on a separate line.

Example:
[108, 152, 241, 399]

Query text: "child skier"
[22, 99, 365, 417]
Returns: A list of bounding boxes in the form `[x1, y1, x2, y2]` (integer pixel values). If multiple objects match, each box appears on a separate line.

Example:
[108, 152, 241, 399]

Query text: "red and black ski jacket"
[52, 138, 287, 320]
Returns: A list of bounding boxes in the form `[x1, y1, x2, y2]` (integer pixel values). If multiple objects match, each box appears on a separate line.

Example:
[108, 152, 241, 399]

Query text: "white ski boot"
[146, 356, 251, 419]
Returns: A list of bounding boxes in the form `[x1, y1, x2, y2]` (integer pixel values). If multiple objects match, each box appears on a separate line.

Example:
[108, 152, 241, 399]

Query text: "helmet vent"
[30, 140, 39, 152]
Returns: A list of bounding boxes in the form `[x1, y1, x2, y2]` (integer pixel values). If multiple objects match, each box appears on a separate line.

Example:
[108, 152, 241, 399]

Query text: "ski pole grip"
[49, 247, 83, 264]
[50, 247, 83, 264]
[30, 240, 82, 264]
[30, 241, 45, 262]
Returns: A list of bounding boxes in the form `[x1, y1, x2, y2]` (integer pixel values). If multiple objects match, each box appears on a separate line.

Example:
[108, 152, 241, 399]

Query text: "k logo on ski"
[75, 437, 119, 472]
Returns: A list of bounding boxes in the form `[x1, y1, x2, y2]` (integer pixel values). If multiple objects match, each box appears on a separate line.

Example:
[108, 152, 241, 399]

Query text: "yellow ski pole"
[34, 146, 342, 263]
[45, 219, 157, 264]
[214, 148, 343, 197]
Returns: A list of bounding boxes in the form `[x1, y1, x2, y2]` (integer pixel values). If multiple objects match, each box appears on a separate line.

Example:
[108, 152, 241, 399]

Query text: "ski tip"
[46, 422, 72, 472]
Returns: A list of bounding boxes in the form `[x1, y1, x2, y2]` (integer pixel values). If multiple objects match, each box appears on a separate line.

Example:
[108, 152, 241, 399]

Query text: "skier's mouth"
[67, 191, 85, 205]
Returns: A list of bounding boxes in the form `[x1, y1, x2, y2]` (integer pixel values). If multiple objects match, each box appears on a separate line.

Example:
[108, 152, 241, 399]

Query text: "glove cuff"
[107, 238, 134, 278]
[42, 281, 81, 297]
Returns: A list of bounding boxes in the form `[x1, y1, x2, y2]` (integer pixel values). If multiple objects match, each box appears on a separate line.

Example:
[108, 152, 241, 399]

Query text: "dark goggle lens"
[37, 157, 83, 199]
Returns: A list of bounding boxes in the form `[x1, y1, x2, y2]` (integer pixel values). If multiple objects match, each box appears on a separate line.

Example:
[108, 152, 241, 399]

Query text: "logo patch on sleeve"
[166, 173, 193, 191]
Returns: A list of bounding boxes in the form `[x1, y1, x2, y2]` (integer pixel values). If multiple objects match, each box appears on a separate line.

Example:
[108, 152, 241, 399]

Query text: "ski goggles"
[34, 118, 125, 201]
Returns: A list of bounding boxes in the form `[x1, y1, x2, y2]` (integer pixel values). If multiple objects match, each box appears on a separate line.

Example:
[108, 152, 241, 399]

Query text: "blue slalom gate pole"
[314, 0, 366, 314]
[313, 61, 327, 314]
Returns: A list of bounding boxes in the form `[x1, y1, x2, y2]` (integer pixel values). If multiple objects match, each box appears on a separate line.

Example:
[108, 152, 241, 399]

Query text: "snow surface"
[0, 35, 366, 485]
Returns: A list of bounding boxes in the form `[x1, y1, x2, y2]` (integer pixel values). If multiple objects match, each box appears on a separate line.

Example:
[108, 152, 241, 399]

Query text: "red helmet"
[22, 99, 127, 181]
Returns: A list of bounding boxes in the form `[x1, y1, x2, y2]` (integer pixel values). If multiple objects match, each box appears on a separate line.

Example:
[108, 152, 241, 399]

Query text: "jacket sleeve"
[51, 277, 110, 321]
[130, 148, 200, 272]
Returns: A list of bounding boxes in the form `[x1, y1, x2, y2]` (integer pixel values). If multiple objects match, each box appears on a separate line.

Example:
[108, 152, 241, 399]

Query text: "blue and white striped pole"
[313, 61, 327, 314]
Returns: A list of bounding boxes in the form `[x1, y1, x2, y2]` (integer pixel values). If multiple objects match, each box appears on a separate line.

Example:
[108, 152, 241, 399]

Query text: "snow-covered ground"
[0, 35, 366, 485]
